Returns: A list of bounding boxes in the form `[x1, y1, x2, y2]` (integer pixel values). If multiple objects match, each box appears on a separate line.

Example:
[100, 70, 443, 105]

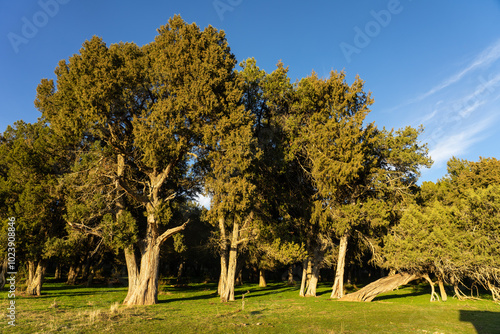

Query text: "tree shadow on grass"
[460, 310, 500, 334]
[27, 283, 127, 299]
[238, 283, 299, 299]
[158, 292, 217, 304]
[158, 283, 301, 303]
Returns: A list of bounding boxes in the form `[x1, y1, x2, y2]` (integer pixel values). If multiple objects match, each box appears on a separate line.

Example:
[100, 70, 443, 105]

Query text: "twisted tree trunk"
[339, 273, 419, 302]
[124, 204, 188, 305]
[422, 274, 440, 302]
[26, 260, 47, 296]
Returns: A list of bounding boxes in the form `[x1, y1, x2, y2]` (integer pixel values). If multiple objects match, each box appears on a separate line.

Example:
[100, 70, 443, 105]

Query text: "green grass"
[2, 279, 500, 333]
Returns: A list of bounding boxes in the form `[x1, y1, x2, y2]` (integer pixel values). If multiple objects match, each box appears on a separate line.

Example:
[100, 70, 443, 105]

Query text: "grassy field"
[2, 278, 500, 333]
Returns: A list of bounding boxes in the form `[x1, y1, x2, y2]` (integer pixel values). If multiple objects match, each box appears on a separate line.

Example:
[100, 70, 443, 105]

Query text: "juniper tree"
[0, 121, 67, 295]
[285, 71, 431, 298]
[381, 157, 500, 302]
[35, 16, 243, 305]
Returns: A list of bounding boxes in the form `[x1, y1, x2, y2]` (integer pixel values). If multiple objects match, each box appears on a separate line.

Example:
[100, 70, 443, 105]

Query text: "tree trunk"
[123, 201, 188, 306]
[438, 276, 447, 302]
[305, 265, 319, 297]
[0, 257, 8, 290]
[177, 261, 185, 279]
[26, 260, 47, 296]
[306, 250, 324, 297]
[67, 262, 80, 285]
[422, 274, 439, 302]
[235, 268, 243, 286]
[487, 281, 500, 302]
[54, 263, 62, 280]
[331, 233, 349, 299]
[124, 240, 161, 305]
[259, 269, 266, 287]
[123, 245, 139, 304]
[221, 222, 239, 303]
[27, 260, 35, 287]
[340, 273, 419, 302]
[451, 276, 467, 301]
[299, 258, 312, 297]
[217, 217, 228, 296]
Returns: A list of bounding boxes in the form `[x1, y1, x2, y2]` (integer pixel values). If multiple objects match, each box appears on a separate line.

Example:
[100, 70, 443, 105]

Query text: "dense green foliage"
[384, 157, 500, 300]
[1, 14, 499, 315]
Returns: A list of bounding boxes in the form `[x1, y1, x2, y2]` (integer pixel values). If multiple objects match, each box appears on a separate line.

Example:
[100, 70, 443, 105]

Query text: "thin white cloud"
[390, 39, 500, 112]
[428, 116, 495, 166]
[418, 40, 500, 100]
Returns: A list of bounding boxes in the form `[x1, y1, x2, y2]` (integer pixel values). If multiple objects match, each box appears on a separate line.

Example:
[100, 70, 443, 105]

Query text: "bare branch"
[117, 178, 149, 205]
[157, 219, 190, 246]
[67, 221, 103, 238]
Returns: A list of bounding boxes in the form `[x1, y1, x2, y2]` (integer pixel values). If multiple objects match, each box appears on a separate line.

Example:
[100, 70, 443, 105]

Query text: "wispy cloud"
[390, 39, 500, 112]
[428, 116, 495, 166]
[417, 40, 500, 100]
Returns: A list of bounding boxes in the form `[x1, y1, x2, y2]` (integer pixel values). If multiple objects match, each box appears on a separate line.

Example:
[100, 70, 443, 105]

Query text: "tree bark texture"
[299, 258, 312, 297]
[124, 203, 188, 305]
[438, 276, 447, 302]
[422, 274, 440, 302]
[339, 273, 419, 302]
[27, 260, 35, 287]
[66, 263, 80, 285]
[54, 263, 62, 280]
[0, 257, 7, 290]
[217, 217, 228, 296]
[220, 222, 239, 302]
[306, 248, 325, 297]
[123, 245, 139, 304]
[124, 239, 161, 305]
[26, 260, 47, 296]
[259, 270, 267, 288]
[331, 233, 349, 299]
[487, 281, 500, 302]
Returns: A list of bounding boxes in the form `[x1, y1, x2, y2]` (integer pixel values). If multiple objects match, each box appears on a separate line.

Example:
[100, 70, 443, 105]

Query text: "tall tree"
[35, 15, 242, 305]
[0, 121, 67, 296]
[286, 71, 431, 298]
[203, 76, 259, 302]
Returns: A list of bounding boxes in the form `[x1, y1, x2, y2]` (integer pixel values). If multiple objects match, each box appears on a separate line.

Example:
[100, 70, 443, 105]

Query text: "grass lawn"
[2, 279, 500, 333]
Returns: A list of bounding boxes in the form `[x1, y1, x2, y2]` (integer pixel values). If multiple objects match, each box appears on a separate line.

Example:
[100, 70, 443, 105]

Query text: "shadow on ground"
[460, 310, 500, 334]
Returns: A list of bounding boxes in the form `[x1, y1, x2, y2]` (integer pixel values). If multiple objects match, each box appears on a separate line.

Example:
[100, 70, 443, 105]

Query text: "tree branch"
[117, 178, 149, 205]
[157, 219, 190, 246]
[67, 221, 103, 238]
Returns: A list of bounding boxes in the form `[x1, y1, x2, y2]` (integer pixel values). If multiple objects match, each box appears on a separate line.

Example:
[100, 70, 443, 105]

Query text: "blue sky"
[1, 0, 500, 188]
